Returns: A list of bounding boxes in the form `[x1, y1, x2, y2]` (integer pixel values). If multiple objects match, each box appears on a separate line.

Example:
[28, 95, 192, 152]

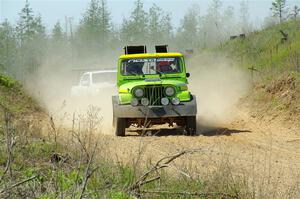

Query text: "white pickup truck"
[71, 70, 117, 97]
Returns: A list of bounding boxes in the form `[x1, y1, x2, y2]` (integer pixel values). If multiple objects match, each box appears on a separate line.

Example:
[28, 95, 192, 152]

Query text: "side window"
[80, 74, 90, 86]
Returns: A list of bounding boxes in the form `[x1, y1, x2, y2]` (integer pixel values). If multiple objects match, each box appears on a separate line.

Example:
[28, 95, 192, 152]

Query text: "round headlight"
[131, 98, 139, 106]
[134, 88, 144, 98]
[141, 98, 149, 106]
[171, 97, 180, 105]
[165, 87, 175, 97]
[161, 97, 169, 106]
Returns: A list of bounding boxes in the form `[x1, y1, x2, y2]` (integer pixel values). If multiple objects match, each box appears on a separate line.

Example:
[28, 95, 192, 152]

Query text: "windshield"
[92, 72, 116, 84]
[121, 57, 182, 76]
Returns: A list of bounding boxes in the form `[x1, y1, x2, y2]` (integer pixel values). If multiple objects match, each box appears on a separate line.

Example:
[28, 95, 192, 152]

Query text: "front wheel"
[115, 118, 126, 137]
[185, 116, 197, 136]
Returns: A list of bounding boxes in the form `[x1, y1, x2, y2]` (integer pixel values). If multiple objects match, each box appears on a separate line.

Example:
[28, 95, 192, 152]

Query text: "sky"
[1, 0, 300, 31]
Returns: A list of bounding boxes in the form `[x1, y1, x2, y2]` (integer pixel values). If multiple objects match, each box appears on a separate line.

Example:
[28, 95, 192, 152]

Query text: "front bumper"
[112, 95, 197, 118]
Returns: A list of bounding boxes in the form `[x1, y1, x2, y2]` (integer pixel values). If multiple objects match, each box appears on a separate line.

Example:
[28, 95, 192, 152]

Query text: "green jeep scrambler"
[112, 45, 197, 136]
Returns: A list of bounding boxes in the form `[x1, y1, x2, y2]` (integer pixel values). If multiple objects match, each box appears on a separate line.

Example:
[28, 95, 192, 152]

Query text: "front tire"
[115, 118, 126, 136]
[185, 116, 197, 136]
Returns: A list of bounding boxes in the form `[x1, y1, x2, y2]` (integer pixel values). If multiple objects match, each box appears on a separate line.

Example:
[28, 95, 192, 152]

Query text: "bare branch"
[0, 175, 38, 194]
[0, 108, 15, 181]
[78, 141, 98, 199]
[128, 149, 202, 194]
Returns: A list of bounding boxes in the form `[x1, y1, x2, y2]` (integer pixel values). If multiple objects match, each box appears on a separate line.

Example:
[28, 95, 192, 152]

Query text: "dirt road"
[94, 107, 300, 196]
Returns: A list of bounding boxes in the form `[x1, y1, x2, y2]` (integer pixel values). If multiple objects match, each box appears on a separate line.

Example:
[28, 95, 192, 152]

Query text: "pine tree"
[200, 0, 223, 47]
[120, 18, 132, 44]
[147, 3, 172, 45]
[16, 0, 36, 42]
[52, 21, 64, 42]
[240, 0, 252, 33]
[120, 0, 148, 44]
[289, 5, 300, 19]
[148, 4, 162, 44]
[222, 6, 237, 38]
[99, 0, 111, 41]
[160, 13, 173, 44]
[77, 0, 111, 50]
[0, 20, 17, 74]
[15, 0, 46, 80]
[176, 5, 200, 49]
[271, 0, 288, 23]
[78, 0, 102, 43]
[208, 0, 223, 22]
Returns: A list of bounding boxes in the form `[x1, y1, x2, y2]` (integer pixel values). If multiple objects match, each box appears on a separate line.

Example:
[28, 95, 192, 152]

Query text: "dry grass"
[1, 103, 300, 199]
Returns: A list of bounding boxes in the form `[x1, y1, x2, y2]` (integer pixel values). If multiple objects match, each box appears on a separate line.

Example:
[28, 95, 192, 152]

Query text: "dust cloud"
[188, 52, 250, 126]
[25, 54, 117, 134]
[25, 51, 249, 134]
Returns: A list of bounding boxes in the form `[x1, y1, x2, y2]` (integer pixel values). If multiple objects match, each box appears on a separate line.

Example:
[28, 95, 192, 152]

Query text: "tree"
[160, 13, 173, 44]
[207, 0, 223, 21]
[239, 0, 252, 33]
[77, 0, 111, 51]
[148, 4, 162, 44]
[199, 0, 223, 47]
[120, 0, 148, 44]
[0, 20, 17, 74]
[50, 21, 68, 56]
[289, 5, 300, 19]
[176, 5, 200, 49]
[147, 4, 172, 44]
[271, 0, 288, 23]
[15, 0, 46, 80]
[99, 0, 111, 41]
[78, 0, 101, 43]
[52, 21, 64, 42]
[15, 0, 35, 42]
[222, 6, 236, 38]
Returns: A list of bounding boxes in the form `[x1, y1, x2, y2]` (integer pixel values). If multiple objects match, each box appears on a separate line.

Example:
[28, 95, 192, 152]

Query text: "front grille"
[144, 86, 165, 105]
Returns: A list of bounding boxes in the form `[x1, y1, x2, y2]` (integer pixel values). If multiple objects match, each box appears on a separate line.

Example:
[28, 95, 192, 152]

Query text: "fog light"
[171, 97, 180, 105]
[161, 98, 169, 106]
[131, 98, 139, 106]
[141, 98, 149, 106]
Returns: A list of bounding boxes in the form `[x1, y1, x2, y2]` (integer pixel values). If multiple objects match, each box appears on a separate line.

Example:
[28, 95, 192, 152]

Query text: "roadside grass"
[1, 103, 299, 198]
[218, 19, 300, 124]
[0, 73, 42, 116]
[0, 102, 238, 198]
[220, 20, 300, 74]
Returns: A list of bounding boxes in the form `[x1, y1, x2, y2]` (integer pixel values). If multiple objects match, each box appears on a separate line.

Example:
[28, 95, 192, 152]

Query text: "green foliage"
[0, 73, 16, 88]
[220, 20, 300, 73]
[0, 0, 48, 81]
[290, 5, 300, 19]
[0, 20, 17, 73]
[109, 191, 133, 199]
[76, 0, 112, 54]
[56, 170, 78, 191]
[120, 0, 148, 44]
[51, 21, 64, 42]
[176, 5, 200, 49]
[239, 0, 252, 33]
[270, 0, 288, 23]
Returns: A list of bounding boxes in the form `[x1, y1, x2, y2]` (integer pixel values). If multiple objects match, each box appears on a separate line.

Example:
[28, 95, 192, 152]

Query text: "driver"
[156, 61, 173, 73]
[127, 62, 144, 75]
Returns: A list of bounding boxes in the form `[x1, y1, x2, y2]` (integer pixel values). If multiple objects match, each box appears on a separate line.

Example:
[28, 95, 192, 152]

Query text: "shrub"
[0, 73, 16, 88]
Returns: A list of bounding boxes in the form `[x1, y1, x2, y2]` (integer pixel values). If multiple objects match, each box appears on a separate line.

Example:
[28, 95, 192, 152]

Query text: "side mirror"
[186, 73, 190, 78]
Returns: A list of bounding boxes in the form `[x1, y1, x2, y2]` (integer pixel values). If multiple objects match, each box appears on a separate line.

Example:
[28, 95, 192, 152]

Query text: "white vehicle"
[71, 70, 117, 96]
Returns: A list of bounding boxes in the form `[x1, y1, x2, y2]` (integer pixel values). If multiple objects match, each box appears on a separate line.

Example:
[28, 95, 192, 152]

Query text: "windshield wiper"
[151, 68, 167, 78]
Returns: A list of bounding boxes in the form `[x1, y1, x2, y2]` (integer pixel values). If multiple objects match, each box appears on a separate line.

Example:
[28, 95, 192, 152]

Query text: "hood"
[119, 78, 187, 92]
